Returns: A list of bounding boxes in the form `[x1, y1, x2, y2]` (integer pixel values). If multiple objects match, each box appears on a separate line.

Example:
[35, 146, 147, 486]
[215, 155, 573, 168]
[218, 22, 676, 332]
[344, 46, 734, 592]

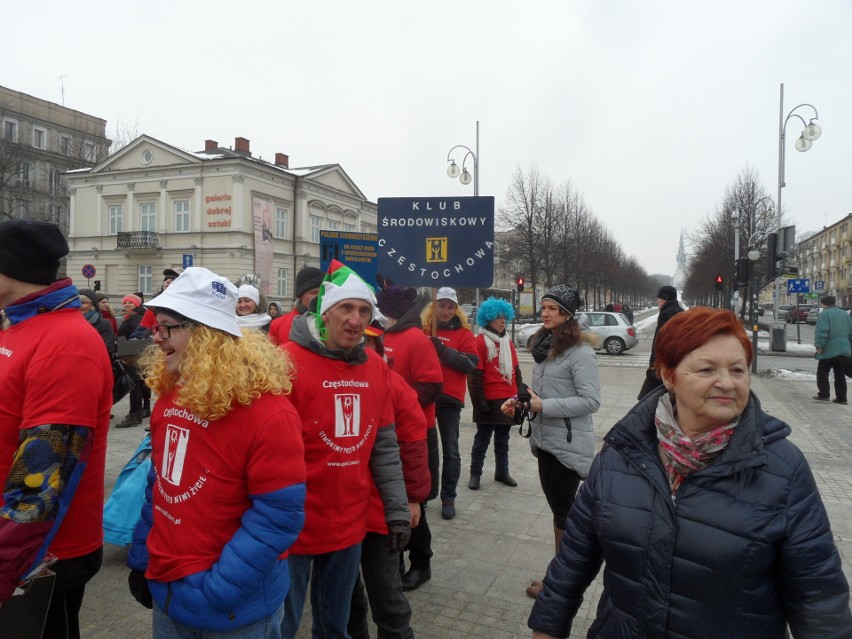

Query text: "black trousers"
[817, 355, 849, 402]
[42, 546, 103, 639]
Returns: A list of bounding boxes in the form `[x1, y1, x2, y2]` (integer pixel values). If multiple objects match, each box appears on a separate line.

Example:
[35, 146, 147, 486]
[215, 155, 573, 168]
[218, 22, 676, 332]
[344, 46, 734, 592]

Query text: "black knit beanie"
[657, 286, 677, 301]
[295, 266, 324, 299]
[0, 219, 68, 285]
[541, 284, 581, 316]
[376, 285, 417, 319]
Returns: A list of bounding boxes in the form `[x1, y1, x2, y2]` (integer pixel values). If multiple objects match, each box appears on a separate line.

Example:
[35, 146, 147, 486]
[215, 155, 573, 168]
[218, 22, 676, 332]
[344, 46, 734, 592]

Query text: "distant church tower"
[671, 231, 687, 288]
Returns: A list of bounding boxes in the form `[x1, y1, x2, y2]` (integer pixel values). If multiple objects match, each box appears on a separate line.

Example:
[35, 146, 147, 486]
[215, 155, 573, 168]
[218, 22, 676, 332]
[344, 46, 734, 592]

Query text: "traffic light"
[93, 280, 101, 291]
[766, 232, 779, 281]
[714, 273, 723, 291]
[516, 276, 525, 292]
[735, 257, 749, 288]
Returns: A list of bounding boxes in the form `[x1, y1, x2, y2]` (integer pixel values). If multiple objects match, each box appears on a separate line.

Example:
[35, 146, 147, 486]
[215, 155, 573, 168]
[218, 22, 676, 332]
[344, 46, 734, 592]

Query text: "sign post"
[82, 263, 96, 288]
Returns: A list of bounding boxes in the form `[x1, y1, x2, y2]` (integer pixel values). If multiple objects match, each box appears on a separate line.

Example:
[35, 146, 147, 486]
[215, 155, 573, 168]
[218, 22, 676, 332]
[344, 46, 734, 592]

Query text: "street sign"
[377, 196, 495, 287]
[786, 278, 810, 294]
[82, 264, 96, 279]
[182, 254, 194, 269]
[814, 280, 825, 290]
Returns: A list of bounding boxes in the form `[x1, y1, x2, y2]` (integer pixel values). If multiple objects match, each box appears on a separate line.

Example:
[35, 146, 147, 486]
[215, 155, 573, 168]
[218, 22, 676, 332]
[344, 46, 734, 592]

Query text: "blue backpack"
[103, 434, 152, 546]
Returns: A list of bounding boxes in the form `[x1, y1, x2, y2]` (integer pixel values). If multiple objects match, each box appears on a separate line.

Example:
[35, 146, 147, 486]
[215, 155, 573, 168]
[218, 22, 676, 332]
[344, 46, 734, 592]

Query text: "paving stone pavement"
[80, 346, 851, 638]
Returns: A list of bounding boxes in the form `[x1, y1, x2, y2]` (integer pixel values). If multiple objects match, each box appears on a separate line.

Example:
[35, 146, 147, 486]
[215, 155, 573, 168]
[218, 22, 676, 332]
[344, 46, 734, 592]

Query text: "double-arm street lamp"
[773, 83, 821, 320]
[446, 121, 479, 196]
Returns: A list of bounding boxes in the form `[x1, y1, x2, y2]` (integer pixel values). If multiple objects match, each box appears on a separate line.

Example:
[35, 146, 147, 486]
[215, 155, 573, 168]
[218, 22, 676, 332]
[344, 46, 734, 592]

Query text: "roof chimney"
[275, 152, 289, 168]
[234, 137, 251, 156]
[204, 139, 218, 151]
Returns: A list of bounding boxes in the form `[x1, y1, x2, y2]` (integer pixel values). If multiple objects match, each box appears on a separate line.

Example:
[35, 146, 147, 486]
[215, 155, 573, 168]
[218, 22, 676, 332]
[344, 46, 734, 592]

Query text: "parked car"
[787, 306, 814, 323]
[776, 305, 795, 321]
[512, 312, 638, 355]
[806, 307, 821, 325]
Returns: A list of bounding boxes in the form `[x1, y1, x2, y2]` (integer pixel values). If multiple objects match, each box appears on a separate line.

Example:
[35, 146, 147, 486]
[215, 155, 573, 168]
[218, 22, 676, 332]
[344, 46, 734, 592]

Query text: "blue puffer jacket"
[129, 465, 306, 631]
[529, 388, 852, 639]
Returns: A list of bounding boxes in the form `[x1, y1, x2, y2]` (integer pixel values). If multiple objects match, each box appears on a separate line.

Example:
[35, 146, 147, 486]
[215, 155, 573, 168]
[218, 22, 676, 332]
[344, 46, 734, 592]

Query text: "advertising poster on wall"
[252, 196, 274, 296]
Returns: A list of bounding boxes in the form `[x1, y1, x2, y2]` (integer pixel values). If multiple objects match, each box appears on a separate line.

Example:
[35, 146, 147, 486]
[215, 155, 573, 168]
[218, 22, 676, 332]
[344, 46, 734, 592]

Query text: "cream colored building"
[796, 213, 852, 307]
[65, 134, 377, 303]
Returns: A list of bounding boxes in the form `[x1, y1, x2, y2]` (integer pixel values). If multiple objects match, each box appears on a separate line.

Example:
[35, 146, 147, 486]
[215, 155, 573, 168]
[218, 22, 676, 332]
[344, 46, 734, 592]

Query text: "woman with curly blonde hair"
[127, 267, 306, 639]
[420, 287, 478, 520]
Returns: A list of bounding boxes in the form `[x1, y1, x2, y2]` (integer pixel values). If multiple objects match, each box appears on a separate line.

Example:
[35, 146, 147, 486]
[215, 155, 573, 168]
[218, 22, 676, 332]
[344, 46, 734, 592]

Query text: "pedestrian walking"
[529, 307, 852, 638]
[813, 295, 852, 405]
[637, 285, 683, 400]
[501, 285, 600, 600]
[126, 267, 306, 638]
[0, 219, 112, 639]
[280, 260, 410, 638]
[421, 287, 479, 520]
[468, 297, 524, 491]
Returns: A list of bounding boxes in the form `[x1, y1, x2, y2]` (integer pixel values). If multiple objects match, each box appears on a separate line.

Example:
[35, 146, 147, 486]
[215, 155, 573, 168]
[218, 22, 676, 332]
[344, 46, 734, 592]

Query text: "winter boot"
[116, 412, 142, 428]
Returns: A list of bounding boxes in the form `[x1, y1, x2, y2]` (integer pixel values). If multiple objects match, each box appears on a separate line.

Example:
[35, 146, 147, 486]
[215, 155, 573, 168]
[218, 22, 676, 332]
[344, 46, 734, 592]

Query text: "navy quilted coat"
[528, 389, 852, 639]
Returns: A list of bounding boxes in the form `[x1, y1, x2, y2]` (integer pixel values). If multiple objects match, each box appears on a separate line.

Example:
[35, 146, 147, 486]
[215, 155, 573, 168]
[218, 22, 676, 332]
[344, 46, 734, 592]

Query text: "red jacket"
[366, 370, 429, 534]
[428, 320, 478, 405]
[384, 325, 443, 427]
[269, 308, 299, 346]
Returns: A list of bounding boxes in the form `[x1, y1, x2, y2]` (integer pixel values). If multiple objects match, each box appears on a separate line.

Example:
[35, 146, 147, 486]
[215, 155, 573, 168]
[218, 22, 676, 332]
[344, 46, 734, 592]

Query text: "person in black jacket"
[529, 307, 852, 639]
[116, 294, 148, 428]
[79, 288, 116, 356]
[637, 285, 683, 399]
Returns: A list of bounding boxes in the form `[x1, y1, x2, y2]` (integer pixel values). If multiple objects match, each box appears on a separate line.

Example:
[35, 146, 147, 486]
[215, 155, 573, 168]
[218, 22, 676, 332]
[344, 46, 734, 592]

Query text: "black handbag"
[112, 358, 136, 404]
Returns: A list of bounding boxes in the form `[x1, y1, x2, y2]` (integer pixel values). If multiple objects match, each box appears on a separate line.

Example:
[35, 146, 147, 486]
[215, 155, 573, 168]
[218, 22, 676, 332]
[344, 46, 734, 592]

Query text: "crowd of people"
[0, 219, 849, 639]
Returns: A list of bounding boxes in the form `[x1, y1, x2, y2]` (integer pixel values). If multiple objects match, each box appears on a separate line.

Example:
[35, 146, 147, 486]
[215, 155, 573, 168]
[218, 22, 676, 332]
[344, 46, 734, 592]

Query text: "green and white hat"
[316, 259, 383, 326]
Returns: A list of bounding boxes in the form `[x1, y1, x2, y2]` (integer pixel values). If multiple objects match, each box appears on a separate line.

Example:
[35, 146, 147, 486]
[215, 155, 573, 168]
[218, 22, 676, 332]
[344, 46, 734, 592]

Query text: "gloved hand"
[128, 569, 153, 609]
[645, 368, 658, 381]
[386, 520, 411, 554]
[429, 336, 444, 352]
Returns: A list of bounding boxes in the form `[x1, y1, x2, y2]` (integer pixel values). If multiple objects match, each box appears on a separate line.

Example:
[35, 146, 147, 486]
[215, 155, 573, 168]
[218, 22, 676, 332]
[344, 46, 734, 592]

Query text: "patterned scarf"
[480, 326, 514, 383]
[654, 393, 738, 494]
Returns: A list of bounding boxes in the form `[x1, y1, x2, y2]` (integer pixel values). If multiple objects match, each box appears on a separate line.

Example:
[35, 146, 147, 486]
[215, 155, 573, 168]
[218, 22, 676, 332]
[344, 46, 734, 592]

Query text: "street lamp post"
[446, 121, 481, 309]
[772, 83, 821, 321]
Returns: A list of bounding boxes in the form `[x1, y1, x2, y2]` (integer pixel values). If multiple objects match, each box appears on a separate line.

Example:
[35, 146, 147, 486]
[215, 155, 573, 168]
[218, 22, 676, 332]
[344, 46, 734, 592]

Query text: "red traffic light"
[516, 277, 525, 292]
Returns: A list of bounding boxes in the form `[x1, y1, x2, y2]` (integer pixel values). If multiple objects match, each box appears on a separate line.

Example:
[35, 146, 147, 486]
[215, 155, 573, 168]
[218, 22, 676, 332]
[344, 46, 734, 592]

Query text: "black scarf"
[531, 330, 552, 363]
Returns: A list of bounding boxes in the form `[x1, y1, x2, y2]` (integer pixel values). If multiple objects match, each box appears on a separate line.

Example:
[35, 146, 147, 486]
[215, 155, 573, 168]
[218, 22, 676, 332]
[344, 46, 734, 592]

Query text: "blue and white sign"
[319, 231, 379, 287]
[787, 278, 810, 294]
[814, 280, 825, 290]
[377, 196, 495, 287]
[182, 254, 194, 269]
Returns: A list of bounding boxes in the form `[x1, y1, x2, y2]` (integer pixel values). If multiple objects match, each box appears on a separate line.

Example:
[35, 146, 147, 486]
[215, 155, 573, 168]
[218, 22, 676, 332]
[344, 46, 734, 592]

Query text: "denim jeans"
[153, 599, 284, 639]
[470, 423, 511, 476]
[435, 405, 462, 500]
[282, 543, 362, 639]
[348, 532, 414, 639]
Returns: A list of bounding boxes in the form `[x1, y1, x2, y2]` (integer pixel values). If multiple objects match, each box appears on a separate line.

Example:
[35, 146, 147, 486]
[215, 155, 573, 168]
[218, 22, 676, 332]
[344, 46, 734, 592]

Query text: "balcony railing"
[117, 231, 159, 249]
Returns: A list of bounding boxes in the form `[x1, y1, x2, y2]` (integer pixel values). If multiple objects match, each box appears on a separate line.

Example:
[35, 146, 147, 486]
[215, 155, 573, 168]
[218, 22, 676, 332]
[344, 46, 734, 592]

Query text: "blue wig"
[476, 296, 515, 327]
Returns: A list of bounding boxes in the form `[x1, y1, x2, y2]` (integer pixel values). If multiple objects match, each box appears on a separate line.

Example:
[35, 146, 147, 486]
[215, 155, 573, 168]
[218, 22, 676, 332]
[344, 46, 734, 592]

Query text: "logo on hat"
[211, 281, 227, 299]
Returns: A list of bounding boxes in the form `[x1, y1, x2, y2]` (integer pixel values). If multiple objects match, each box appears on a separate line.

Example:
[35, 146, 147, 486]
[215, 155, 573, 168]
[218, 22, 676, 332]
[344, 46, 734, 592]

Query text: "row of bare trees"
[496, 167, 667, 312]
[682, 167, 779, 306]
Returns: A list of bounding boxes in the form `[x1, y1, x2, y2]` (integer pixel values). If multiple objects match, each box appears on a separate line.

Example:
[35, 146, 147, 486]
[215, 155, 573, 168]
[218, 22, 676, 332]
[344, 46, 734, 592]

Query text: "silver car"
[512, 312, 638, 355]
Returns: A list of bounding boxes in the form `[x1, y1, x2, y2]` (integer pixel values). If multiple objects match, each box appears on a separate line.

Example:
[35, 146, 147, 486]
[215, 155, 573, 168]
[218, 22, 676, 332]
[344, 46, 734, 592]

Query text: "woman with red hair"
[529, 307, 851, 638]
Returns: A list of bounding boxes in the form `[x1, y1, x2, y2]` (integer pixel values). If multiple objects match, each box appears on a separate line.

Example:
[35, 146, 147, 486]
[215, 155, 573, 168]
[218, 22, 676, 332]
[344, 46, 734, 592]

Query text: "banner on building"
[252, 197, 274, 297]
[377, 196, 494, 287]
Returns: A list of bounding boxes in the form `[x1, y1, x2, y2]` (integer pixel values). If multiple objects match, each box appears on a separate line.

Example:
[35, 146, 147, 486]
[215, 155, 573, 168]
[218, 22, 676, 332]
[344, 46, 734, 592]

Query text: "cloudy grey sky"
[5, 0, 850, 276]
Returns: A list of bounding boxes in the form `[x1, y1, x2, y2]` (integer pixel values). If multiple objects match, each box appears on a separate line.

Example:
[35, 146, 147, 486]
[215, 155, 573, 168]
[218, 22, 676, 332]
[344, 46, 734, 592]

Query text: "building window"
[48, 205, 64, 225]
[32, 127, 46, 149]
[140, 202, 157, 232]
[48, 167, 64, 195]
[18, 162, 30, 184]
[60, 135, 71, 156]
[343, 223, 356, 232]
[3, 119, 18, 142]
[139, 265, 153, 295]
[174, 200, 190, 232]
[277, 268, 288, 298]
[84, 141, 96, 163]
[275, 207, 288, 238]
[328, 219, 341, 231]
[109, 205, 123, 234]
[310, 214, 322, 243]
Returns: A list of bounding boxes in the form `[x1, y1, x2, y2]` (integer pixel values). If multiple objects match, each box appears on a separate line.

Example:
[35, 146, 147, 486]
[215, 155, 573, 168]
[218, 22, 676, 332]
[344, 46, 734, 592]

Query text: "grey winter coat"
[528, 388, 852, 638]
[528, 341, 601, 478]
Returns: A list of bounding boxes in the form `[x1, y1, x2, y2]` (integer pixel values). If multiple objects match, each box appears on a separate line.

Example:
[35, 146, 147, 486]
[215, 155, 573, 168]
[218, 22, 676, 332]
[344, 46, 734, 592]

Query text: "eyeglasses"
[151, 322, 192, 339]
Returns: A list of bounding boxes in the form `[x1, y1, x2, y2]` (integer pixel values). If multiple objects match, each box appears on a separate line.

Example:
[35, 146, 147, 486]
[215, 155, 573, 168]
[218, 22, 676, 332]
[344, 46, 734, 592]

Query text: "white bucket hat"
[146, 267, 242, 337]
[436, 287, 458, 304]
